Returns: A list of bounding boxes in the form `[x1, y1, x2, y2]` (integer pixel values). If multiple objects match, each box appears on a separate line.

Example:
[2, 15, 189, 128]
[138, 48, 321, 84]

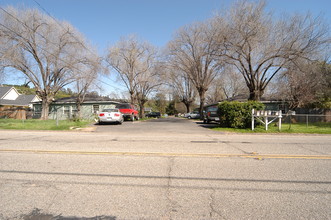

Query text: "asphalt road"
[0, 117, 330, 219]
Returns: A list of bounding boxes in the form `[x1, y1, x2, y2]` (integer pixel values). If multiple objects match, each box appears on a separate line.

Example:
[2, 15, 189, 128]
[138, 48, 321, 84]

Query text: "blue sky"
[2, 0, 330, 51]
[1, 0, 330, 95]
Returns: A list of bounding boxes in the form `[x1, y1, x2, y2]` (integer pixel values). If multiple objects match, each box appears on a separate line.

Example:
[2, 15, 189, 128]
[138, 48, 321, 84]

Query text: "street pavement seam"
[1, 149, 331, 160]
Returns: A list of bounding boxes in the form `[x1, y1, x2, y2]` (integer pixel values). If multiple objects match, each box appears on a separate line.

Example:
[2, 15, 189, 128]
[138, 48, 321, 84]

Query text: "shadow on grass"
[198, 122, 331, 134]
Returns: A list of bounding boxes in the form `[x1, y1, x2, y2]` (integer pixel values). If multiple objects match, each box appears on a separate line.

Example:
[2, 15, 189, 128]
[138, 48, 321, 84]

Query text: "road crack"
[209, 188, 227, 219]
[165, 157, 181, 218]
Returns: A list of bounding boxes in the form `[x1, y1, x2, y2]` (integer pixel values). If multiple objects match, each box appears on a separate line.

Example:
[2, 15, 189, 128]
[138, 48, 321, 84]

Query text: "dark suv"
[203, 105, 219, 124]
[115, 103, 139, 121]
[146, 112, 161, 118]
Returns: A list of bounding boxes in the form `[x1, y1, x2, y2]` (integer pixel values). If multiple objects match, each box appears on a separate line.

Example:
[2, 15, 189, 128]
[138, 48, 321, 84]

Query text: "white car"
[184, 111, 200, 119]
[98, 108, 124, 125]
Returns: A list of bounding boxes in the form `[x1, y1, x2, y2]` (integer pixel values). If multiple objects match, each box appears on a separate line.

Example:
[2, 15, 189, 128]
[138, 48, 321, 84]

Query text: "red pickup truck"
[115, 103, 139, 121]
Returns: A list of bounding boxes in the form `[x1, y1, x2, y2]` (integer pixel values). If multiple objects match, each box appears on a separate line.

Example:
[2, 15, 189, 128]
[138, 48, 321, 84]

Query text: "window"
[64, 105, 70, 114]
[279, 104, 286, 113]
[93, 105, 99, 113]
[50, 106, 58, 113]
[71, 105, 77, 114]
[115, 104, 130, 109]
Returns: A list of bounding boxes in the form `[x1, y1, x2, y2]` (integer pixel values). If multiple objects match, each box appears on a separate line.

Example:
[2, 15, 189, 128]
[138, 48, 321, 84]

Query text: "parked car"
[115, 103, 139, 121]
[146, 112, 161, 118]
[184, 111, 200, 119]
[203, 105, 219, 123]
[98, 108, 124, 124]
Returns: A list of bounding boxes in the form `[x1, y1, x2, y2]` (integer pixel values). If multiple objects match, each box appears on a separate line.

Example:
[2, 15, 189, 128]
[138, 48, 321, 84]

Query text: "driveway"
[94, 116, 218, 135]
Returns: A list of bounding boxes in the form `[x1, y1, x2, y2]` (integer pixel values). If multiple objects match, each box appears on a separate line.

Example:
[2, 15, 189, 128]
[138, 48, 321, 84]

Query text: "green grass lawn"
[0, 119, 91, 131]
[211, 122, 331, 134]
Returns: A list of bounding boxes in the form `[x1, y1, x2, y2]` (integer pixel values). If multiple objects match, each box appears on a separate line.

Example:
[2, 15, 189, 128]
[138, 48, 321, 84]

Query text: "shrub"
[218, 101, 264, 128]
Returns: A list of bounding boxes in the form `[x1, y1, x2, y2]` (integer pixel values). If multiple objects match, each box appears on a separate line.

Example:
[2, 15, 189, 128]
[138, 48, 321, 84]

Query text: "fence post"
[265, 111, 268, 131]
[252, 109, 255, 131]
[278, 110, 282, 131]
[56, 108, 59, 126]
[306, 114, 309, 128]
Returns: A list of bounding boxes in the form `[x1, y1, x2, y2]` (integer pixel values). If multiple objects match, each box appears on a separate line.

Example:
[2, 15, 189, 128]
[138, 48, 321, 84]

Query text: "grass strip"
[0, 119, 91, 130]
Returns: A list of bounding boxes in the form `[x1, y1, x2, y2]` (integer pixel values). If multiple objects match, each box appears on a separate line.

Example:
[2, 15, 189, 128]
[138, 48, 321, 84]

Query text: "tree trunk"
[183, 102, 191, 113]
[130, 91, 135, 104]
[198, 88, 206, 120]
[40, 98, 51, 120]
[138, 100, 146, 119]
[76, 102, 82, 120]
[248, 89, 264, 101]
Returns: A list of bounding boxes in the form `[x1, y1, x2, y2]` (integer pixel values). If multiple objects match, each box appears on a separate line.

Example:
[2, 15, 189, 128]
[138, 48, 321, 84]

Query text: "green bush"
[218, 101, 264, 128]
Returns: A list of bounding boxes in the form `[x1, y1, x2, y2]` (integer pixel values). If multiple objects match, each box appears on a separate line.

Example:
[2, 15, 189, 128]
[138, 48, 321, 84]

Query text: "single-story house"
[223, 94, 290, 113]
[33, 96, 120, 120]
[0, 86, 41, 108]
[0, 86, 41, 119]
[203, 95, 290, 117]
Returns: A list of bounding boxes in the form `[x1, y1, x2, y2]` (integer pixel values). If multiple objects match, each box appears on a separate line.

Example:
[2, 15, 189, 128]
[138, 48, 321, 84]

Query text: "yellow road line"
[0, 149, 331, 160]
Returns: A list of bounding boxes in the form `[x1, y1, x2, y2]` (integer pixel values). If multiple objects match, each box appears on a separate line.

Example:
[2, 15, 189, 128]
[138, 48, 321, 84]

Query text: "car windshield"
[208, 107, 218, 111]
[116, 104, 130, 109]
[102, 109, 118, 113]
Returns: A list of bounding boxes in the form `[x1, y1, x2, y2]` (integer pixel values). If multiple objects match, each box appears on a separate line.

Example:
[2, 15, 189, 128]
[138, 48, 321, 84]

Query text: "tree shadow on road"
[22, 208, 117, 220]
[195, 121, 220, 130]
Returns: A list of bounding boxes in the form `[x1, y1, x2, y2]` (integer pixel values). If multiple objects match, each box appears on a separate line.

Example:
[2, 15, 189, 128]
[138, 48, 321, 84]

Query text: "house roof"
[205, 94, 288, 107]
[51, 96, 121, 104]
[0, 87, 13, 99]
[0, 94, 39, 106]
[224, 94, 288, 103]
[0, 86, 40, 107]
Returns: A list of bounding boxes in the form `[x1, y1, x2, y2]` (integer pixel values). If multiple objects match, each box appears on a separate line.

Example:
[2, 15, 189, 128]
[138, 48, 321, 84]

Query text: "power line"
[0, 19, 121, 92]
[1, 5, 127, 99]
[31, 0, 120, 89]
[0, 7, 101, 85]
[32, 0, 111, 67]
[32, 0, 97, 58]
[0, 21, 79, 79]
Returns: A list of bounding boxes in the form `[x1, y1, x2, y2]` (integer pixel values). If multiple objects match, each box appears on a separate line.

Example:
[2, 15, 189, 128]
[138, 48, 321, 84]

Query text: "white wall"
[3, 88, 19, 100]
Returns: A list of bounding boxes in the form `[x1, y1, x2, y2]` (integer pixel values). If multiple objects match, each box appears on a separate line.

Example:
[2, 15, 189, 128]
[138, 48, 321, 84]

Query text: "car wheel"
[188, 116, 191, 119]
[135, 115, 139, 120]
[98, 121, 103, 125]
[130, 114, 135, 121]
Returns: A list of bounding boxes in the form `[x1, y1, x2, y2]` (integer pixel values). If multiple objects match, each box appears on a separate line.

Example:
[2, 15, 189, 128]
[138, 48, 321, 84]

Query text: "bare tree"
[106, 35, 157, 105]
[165, 65, 196, 113]
[0, 7, 91, 119]
[219, 66, 247, 99]
[135, 62, 163, 118]
[205, 75, 224, 104]
[212, 0, 330, 100]
[276, 59, 330, 109]
[72, 53, 102, 119]
[167, 21, 222, 117]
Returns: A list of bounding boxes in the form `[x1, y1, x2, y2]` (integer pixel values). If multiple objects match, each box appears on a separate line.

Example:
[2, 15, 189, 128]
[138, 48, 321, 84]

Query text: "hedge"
[218, 101, 264, 128]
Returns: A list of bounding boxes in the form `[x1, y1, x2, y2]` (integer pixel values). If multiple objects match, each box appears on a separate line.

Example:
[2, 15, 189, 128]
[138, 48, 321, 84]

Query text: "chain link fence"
[282, 113, 331, 127]
[1, 108, 330, 129]
[0, 109, 72, 120]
